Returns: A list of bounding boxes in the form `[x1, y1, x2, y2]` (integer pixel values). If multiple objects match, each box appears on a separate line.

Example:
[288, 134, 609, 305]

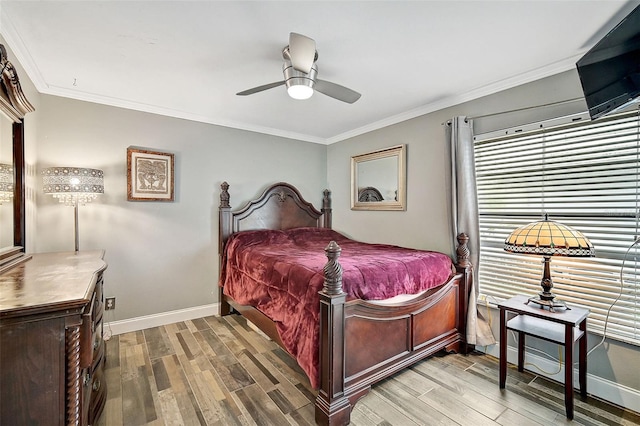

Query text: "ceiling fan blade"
[314, 79, 361, 104]
[236, 81, 285, 96]
[289, 32, 316, 73]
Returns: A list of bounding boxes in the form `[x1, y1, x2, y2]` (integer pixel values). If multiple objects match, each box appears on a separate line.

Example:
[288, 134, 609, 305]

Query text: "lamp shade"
[42, 167, 104, 205]
[504, 214, 594, 257]
[0, 163, 13, 204]
[504, 214, 594, 310]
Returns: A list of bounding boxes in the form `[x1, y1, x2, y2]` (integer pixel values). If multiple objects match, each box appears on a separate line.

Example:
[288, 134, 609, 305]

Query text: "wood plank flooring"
[97, 314, 640, 425]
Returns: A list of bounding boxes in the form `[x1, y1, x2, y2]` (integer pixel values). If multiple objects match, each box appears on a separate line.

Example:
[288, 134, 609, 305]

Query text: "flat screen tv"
[576, 4, 640, 120]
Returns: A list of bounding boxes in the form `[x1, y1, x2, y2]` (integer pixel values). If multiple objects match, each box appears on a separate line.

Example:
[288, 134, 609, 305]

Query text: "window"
[475, 109, 640, 345]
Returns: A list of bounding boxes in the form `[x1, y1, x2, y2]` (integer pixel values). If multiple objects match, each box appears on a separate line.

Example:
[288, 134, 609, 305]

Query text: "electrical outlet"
[105, 297, 116, 310]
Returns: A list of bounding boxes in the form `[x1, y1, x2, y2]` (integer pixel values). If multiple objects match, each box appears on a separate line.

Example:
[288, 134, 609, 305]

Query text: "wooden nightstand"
[498, 294, 589, 420]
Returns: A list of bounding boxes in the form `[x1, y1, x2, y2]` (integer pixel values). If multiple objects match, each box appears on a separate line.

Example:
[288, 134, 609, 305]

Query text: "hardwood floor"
[97, 314, 640, 426]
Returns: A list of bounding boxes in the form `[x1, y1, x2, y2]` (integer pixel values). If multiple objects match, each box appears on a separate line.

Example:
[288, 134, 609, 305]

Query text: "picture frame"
[127, 147, 175, 201]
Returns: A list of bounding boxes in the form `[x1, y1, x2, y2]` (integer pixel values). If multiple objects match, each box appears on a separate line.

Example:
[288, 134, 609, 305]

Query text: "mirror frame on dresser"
[350, 144, 406, 211]
[0, 43, 35, 271]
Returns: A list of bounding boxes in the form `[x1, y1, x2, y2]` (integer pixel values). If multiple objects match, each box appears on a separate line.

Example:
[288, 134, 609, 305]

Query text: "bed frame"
[218, 181, 472, 425]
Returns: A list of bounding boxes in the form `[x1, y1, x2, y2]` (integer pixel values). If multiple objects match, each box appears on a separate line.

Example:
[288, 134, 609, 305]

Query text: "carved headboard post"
[218, 182, 232, 315]
[219, 182, 232, 250]
[322, 189, 332, 229]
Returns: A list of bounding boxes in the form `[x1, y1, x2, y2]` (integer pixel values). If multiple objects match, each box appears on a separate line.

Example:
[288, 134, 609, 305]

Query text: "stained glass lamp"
[504, 214, 595, 311]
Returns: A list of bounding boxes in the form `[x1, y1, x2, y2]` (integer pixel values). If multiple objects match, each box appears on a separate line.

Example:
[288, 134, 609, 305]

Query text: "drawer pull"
[93, 335, 101, 350]
[83, 373, 91, 387]
[93, 378, 101, 392]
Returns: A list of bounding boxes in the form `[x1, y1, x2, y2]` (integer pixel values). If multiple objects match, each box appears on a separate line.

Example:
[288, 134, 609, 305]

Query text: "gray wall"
[327, 69, 639, 398]
[33, 96, 327, 321]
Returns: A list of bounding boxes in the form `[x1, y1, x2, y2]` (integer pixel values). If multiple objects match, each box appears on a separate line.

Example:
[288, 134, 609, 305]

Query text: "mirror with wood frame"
[0, 43, 35, 271]
[351, 144, 406, 211]
[1, 112, 13, 248]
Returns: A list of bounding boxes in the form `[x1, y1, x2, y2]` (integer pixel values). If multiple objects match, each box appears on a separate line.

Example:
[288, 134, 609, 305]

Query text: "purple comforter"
[219, 227, 455, 388]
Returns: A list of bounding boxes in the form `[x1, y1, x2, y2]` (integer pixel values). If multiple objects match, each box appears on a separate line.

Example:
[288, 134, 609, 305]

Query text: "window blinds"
[474, 109, 640, 345]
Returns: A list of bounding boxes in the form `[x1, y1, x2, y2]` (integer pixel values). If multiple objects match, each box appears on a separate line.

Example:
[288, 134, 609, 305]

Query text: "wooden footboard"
[315, 235, 471, 425]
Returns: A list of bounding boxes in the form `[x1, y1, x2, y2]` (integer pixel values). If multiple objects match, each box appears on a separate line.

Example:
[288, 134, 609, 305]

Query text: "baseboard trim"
[105, 303, 220, 336]
[482, 344, 640, 414]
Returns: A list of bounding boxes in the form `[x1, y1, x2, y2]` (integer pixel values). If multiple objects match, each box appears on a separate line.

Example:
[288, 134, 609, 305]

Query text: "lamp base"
[526, 294, 570, 312]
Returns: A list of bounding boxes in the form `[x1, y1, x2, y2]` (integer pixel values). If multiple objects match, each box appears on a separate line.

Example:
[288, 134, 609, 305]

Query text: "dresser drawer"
[80, 292, 96, 369]
[92, 328, 105, 373]
[92, 278, 104, 322]
[89, 365, 106, 425]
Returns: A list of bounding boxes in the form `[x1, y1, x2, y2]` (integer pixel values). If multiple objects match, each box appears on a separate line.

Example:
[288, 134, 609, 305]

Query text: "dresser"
[0, 251, 107, 425]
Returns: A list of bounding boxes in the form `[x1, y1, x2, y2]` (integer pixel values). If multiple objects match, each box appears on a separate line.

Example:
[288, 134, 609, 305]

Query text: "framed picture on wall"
[127, 147, 175, 201]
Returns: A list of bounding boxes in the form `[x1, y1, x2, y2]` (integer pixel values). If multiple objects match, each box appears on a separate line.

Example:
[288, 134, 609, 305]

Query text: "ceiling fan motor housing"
[283, 60, 318, 90]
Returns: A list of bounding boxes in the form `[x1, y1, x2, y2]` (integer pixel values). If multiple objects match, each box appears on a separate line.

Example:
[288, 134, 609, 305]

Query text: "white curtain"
[446, 116, 496, 347]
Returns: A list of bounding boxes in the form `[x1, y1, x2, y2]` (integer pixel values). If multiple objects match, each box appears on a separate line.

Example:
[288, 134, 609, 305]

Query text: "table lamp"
[504, 214, 595, 311]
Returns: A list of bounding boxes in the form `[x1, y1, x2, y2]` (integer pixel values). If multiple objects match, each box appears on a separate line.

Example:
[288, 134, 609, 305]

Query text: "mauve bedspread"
[219, 227, 455, 388]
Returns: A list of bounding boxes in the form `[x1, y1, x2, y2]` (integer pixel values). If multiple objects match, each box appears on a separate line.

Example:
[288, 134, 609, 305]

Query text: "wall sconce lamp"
[42, 167, 104, 252]
[504, 214, 595, 311]
[0, 163, 13, 205]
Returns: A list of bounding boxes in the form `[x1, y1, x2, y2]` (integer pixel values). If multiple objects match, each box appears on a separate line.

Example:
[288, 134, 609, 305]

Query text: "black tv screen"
[576, 4, 640, 120]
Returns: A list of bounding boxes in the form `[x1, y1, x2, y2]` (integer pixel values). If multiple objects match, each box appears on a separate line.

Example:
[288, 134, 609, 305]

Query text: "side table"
[498, 294, 589, 420]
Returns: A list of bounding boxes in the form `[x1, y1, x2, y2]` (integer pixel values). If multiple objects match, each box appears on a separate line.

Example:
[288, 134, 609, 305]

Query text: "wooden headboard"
[218, 182, 332, 251]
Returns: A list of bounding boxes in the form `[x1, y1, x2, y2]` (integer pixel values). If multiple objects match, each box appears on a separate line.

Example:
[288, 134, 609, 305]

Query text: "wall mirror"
[351, 144, 406, 211]
[0, 43, 35, 270]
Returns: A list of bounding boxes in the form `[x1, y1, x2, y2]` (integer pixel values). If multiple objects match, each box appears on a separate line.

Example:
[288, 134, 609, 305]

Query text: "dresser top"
[0, 250, 106, 318]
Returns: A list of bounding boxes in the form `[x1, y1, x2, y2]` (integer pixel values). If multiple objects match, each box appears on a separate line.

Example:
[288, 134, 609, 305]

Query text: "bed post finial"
[323, 241, 344, 295]
[456, 233, 470, 267]
[322, 189, 331, 210]
[322, 189, 332, 229]
[220, 181, 230, 208]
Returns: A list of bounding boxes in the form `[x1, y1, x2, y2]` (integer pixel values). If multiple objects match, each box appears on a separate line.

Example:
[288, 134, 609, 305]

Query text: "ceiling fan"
[236, 33, 361, 104]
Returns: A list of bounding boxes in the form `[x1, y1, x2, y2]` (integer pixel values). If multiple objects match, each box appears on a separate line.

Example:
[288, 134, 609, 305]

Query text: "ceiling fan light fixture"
[284, 60, 316, 100]
[287, 84, 314, 100]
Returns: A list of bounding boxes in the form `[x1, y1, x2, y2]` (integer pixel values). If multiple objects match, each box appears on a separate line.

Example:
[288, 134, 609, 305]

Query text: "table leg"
[499, 308, 506, 389]
[579, 319, 587, 398]
[564, 324, 574, 419]
[517, 330, 525, 372]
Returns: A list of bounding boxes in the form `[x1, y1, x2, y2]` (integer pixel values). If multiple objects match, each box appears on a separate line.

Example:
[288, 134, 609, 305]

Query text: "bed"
[218, 181, 472, 425]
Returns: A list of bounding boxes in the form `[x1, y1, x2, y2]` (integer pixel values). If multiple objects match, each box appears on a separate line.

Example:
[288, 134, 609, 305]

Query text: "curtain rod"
[468, 97, 585, 120]
[442, 97, 585, 126]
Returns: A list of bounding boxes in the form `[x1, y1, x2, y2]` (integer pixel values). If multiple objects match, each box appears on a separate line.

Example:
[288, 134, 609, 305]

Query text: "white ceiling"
[1, 1, 638, 144]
